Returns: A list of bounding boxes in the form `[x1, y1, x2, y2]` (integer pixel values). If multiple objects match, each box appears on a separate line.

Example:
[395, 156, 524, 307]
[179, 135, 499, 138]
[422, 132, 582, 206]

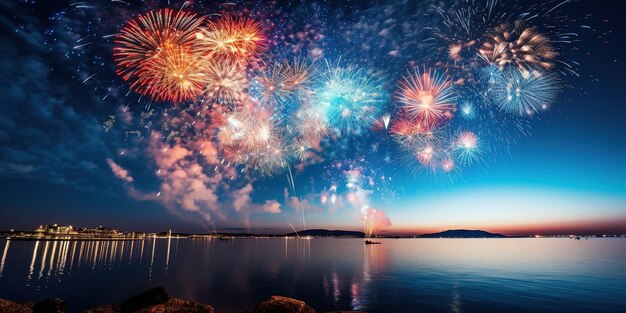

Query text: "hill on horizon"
[420, 229, 506, 238]
[284, 229, 365, 238]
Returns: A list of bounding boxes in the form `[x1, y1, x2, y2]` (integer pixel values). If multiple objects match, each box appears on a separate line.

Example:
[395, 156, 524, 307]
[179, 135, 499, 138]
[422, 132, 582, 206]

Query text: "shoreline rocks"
[1, 287, 364, 313]
[251, 295, 315, 313]
[0, 298, 35, 313]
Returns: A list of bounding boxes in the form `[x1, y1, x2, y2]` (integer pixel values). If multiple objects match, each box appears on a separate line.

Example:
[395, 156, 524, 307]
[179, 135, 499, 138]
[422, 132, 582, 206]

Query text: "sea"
[0, 237, 625, 312]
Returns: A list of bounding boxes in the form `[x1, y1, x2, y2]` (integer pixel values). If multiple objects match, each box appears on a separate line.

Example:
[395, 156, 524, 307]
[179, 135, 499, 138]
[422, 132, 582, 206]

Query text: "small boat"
[364, 240, 382, 245]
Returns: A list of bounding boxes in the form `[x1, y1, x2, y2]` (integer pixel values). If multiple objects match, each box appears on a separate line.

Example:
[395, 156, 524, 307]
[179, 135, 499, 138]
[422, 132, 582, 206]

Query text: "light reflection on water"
[0, 238, 625, 313]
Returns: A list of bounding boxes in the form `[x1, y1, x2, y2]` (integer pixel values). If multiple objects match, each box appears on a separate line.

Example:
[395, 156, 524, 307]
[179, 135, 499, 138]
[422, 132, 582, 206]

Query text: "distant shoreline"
[1, 235, 624, 241]
[2, 227, 625, 240]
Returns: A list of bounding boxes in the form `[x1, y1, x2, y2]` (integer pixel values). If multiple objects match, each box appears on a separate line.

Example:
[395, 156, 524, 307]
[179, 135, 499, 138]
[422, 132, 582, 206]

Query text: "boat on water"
[364, 239, 382, 245]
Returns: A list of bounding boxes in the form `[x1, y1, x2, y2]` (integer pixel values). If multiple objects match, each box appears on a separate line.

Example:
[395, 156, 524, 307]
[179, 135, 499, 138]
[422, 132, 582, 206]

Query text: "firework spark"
[291, 102, 329, 140]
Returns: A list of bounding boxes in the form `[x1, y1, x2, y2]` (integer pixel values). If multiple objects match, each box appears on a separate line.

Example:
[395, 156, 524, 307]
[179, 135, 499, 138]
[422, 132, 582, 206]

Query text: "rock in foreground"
[0, 298, 35, 313]
[0, 297, 68, 313]
[3, 288, 354, 313]
[120, 287, 170, 312]
[134, 298, 214, 313]
[84, 287, 213, 313]
[34, 298, 67, 313]
[252, 295, 316, 313]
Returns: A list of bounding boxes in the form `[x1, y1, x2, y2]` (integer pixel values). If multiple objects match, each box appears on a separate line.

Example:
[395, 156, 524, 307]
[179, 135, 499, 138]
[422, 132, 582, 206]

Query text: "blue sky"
[0, 0, 624, 235]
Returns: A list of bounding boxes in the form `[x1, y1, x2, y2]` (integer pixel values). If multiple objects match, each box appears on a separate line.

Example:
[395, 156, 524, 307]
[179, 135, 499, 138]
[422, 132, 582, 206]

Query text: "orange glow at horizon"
[388, 218, 626, 236]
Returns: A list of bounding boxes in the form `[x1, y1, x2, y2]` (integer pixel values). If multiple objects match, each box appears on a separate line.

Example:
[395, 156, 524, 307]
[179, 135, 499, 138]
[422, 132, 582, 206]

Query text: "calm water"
[0, 238, 625, 312]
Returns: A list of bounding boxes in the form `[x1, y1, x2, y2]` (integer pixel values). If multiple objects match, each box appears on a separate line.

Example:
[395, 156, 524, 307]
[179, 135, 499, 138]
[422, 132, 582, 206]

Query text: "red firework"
[114, 9, 205, 102]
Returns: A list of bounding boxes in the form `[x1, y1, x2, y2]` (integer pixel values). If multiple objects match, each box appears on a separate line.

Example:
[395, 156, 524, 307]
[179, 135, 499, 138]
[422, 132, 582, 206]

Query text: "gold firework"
[479, 20, 558, 74]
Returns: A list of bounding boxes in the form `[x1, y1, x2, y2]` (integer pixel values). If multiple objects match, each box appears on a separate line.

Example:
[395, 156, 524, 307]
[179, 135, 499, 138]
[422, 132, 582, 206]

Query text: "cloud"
[285, 190, 324, 213]
[233, 184, 254, 212]
[260, 200, 282, 214]
[0, 2, 125, 192]
[107, 158, 134, 183]
[119, 132, 284, 228]
[147, 135, 223, 219]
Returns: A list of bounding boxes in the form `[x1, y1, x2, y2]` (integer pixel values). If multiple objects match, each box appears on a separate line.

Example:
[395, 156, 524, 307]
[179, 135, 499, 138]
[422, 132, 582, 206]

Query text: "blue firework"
[314, 62, 385, 134]
[489, 69, 560, 116]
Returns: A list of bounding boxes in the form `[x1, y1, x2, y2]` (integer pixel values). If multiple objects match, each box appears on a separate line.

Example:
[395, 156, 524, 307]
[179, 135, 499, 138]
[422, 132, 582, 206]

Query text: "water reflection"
[0, 238, 624, 313]
[0, 240, 9, 277]
[0, 237, 175, 287]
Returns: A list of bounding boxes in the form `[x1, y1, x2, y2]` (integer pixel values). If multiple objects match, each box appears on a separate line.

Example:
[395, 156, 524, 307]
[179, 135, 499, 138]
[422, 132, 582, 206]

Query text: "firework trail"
[361, 206, 391, 238]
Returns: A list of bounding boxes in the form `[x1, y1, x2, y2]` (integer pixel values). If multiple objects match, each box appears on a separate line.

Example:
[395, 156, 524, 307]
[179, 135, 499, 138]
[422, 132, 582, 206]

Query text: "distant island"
[419, 229, 506, 238]
[192, 229, 365, 238]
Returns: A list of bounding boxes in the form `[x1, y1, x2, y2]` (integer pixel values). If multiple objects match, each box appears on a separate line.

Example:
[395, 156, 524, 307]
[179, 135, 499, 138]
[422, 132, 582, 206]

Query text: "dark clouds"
[0, 1, 119, 191]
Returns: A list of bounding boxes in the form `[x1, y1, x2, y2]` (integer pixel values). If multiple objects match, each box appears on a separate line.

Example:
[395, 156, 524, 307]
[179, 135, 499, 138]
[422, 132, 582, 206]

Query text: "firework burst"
[113, 9, 205, 102]
[392, 120, 452, 172]
[453, 131, 482, 166]
[315, 63, 385, 134]
[202, 60, 248, 104]
[196, 15, 266, 63]
[218, 105, 289, 176]
[134, 45, 207, 102]
[396, 68, 456, 125]
[479, 20, 559, 74]
[459, 101, 476, 119]
[291, 102, 329, 140]
[289, 138, 313, 162]
[489, 69, 560, 116]
[251, 63, 293, 109]
[281, 58, 316, 91]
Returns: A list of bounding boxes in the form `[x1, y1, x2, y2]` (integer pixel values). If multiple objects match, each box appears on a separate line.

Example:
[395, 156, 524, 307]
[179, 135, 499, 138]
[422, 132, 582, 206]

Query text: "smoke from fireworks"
[361, 206, 392, 238]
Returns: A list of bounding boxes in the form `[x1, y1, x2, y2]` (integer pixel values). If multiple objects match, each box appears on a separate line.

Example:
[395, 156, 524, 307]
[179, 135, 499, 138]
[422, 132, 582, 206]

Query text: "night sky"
[1, 0, 624, 235]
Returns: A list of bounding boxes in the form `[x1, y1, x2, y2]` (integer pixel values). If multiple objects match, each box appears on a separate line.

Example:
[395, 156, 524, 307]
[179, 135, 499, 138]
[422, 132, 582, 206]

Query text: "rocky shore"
[0, 287, 363, 313]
